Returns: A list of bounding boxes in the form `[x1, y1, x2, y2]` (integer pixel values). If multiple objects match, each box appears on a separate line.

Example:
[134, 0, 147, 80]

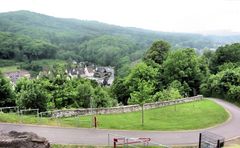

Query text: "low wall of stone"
[51, 95, 203, 118]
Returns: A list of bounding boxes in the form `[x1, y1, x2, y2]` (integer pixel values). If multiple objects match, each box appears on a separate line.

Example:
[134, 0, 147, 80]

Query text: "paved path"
[0, 98, 240, 146]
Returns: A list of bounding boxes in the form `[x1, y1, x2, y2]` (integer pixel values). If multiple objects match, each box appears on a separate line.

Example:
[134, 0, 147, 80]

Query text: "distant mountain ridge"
[1, 10, 240, 74]
[0, 10, 212, 47]
[1, 10, 240, 48]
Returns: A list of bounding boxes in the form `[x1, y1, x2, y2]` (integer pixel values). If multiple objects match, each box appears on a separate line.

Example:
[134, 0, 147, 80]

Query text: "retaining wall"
[51, 95, 203, 118]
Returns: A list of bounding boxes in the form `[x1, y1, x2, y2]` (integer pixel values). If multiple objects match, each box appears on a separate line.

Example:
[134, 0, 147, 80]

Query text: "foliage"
[153, 87, 182, 101]
[227, 86, 240, 102]
[128, 80, 154, 105]
[124, 63, 158, 125]
[0, 10, 232, 77]
[73, 82, 93, 108]
[1, 13, 240, 110]
[200, 67, 240, 102]
[92, 86, 117, 108]
[218, 62, 239, 72]
[168, 80, 186, 96]
[125, 62, 158, 93]
[0, 72, 15, 107]
[13, 64, 116, 110]
[127, 72, 156, 125]
[0, 32, 57, 62]
[78, 35, 138, 66]
[15, 78, 49, 112]
[111, 78, 130, 105]
[144, 40, 170, 64]
[210, 43, 240, 73]
[163, 48, 207, 96]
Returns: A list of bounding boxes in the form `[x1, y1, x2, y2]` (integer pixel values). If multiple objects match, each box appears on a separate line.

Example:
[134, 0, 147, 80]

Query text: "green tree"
[163, 48, 206, 96]
[16, 79, 49, 112]
[74, 82, 93, 108]
[128, 80, 154, 126]
[93, 86, 116, 108]
[168, 80, 185, 96]
[144, 40, 171, 64]
[227, 85, 240, 102]
[111, 78, 130, 105]
[125, 62, 158, 95]
[153, 87, 182, 101]
[210, 43, 240, 73]
[0, 72, 15, 107]
[200, 67, 240, 101]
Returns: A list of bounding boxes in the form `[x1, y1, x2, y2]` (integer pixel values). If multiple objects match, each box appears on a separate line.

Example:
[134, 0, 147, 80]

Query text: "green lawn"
[0, 99, 229, 131]
[0, 59, 66, 73]
[84, 99, 229, 130]
[0, 65, 19, 73]
[0, 112, 92, 128]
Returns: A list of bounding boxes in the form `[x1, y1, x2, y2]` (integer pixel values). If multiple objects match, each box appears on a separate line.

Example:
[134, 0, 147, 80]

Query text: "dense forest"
[1, 10, 240, 76]
[0, 11, 240, 111]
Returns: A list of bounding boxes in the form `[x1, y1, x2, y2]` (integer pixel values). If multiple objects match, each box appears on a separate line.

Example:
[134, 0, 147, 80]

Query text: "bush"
[227, 85, 240, 102]
[16, 79, 48, 112]
[0, 72, 15, 107]
[153, 87, 182, 101]
[201, 67, 240, 103]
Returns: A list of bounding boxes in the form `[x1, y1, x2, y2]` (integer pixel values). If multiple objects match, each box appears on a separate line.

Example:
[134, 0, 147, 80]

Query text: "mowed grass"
[81, 99, 229, 130]
[0, 99, 229, 131]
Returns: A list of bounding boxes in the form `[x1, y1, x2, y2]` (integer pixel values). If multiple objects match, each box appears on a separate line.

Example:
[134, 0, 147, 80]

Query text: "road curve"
[0, 98, 240, 146]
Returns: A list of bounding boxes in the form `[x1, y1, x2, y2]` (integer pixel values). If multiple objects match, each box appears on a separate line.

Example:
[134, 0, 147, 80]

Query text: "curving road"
[0, 98, 240, 146]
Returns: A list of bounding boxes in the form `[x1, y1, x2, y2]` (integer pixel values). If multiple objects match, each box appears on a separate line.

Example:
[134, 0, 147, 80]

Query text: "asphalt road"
[0, 98, 240, 146]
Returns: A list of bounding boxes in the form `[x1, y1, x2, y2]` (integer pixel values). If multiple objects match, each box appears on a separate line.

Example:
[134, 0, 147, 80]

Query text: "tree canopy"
[163, 48, 206, 96]
[144, 40, 170, 64]
[0, 72, 15, 107]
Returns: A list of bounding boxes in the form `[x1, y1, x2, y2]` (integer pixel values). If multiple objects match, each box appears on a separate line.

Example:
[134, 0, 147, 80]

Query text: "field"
[0, 99, 229, 131]
[0, 59, 66, 74]
[0, 59, 66, 73]
[0, 65, 19, 73]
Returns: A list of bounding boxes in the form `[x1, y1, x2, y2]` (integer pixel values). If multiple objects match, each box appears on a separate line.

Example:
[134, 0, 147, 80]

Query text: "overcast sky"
[1, 0, 240, 34]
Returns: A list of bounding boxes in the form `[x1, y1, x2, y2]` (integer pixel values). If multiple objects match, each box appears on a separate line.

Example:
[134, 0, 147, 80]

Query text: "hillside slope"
[1, 10, 240, 76]
[0, 10, 215, 49]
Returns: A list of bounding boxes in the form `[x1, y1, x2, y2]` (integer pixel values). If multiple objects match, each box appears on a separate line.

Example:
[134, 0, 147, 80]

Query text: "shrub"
[153, 87, 182, 101]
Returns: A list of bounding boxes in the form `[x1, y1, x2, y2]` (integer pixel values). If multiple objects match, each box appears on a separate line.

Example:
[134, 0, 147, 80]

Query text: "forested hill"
[1, 10, 240, 76]
[0, 10, 213, 49]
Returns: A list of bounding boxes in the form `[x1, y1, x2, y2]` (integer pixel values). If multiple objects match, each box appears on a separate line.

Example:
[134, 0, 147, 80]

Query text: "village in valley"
[3, 61, 114, 86]
[1, 2, 240, 147]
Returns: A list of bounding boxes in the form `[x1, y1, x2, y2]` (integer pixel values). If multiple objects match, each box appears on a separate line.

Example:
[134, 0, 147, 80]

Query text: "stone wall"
[51, 95, 203, 118]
